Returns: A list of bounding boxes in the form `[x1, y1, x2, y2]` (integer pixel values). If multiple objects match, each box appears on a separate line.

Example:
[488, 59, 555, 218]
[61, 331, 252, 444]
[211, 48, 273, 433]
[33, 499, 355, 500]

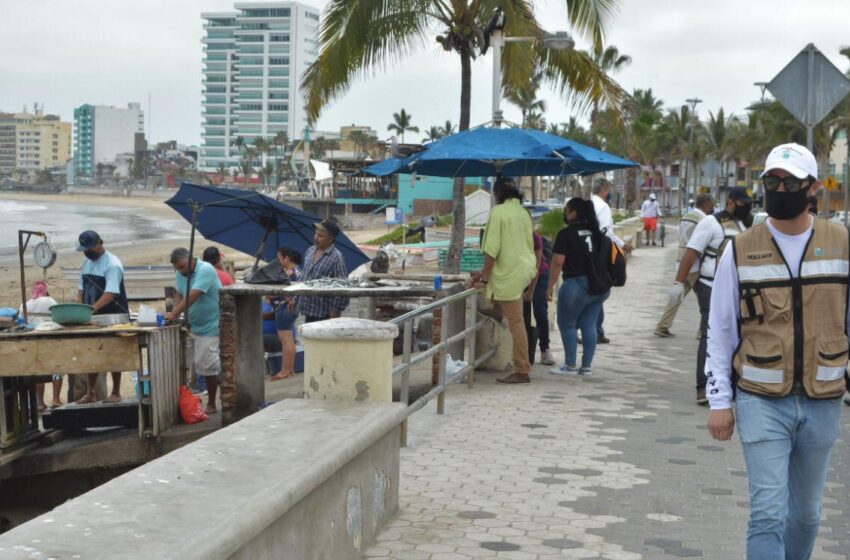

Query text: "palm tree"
[423, 126, 442, 143]
[303, 0, 628, 273]
[505, 67, 546, 127]
[348, 130, 376, 159]
[241, 147, 256, 187]
[217, 162, 227, 184]
[704, 108, 738, 196]
[439, 120, 456, 137]
[387, 109, 419, 143]
[272, 131, 289, 186]
[588, 44, 631, 125]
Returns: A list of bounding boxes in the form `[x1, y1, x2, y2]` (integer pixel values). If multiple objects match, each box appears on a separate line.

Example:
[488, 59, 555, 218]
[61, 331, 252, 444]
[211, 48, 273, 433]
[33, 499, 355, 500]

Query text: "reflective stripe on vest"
[731, 218, 850, 400]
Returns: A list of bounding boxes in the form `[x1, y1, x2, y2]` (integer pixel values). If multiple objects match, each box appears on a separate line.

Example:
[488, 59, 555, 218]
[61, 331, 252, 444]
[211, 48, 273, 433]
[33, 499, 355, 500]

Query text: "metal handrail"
[388, 286, 497, 446]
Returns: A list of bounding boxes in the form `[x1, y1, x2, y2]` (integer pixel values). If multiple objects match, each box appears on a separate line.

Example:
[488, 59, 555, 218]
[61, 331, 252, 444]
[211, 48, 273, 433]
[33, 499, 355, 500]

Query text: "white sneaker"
[579, 366, 593, 377]
[541, 350, 556, 365]
[549, 365, 578, 376]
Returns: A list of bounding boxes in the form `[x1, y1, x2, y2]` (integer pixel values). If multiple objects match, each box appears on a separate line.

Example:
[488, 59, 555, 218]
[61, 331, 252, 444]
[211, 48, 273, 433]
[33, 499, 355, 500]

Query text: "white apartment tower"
[200, 2, 320, 171]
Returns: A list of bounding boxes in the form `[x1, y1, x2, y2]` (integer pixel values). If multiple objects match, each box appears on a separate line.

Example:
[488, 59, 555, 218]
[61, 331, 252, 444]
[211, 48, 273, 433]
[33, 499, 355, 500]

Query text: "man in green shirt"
[474, 177, 538, 384]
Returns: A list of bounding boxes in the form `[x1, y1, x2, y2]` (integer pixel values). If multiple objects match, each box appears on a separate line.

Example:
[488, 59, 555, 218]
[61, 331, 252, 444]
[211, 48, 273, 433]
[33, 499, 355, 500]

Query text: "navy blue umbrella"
[364, 126, 635, 177]
[165, 183, 370, 273]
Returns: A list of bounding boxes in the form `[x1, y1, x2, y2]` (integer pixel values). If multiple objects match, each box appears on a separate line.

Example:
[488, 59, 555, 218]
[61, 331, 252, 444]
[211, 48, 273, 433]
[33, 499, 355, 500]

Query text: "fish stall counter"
[0, 321, 186, 448]
[218, 277, 465, 425]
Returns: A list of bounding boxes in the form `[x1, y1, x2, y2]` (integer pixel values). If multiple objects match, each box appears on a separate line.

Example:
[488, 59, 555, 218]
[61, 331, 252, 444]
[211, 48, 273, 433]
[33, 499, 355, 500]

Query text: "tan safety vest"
[732, 218, 850, 399]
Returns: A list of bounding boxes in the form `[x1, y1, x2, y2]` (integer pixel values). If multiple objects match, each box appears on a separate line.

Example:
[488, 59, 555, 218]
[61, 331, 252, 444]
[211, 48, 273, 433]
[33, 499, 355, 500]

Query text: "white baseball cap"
[760, 143, 818, 180]
[649, 193, 656, 200]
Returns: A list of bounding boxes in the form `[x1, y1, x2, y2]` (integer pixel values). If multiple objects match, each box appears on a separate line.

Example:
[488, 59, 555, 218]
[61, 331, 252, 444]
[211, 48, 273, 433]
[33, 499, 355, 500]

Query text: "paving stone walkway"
[363, 242, 850, 559]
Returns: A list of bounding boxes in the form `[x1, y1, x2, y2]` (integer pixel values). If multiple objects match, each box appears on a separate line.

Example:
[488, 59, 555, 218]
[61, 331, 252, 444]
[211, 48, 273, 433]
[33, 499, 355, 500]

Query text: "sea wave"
[0, 201, 49, 213]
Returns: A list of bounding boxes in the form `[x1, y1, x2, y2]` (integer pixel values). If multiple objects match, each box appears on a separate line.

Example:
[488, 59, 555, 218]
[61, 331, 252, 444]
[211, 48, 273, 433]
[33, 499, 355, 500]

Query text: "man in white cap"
[639, 193, 661, 246]
[706, 143, 847, 557]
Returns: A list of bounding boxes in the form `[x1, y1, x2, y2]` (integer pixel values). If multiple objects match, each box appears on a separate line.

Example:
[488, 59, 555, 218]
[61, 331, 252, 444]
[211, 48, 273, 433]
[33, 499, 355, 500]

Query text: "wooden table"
[0, 324, 183, 446]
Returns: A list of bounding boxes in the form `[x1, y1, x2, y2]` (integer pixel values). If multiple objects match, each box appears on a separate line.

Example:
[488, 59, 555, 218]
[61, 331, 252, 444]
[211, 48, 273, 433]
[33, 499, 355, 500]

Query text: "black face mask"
[732, 203, 752, 222]
[84, 249, 99, 261]
[765, 188, 809, 220]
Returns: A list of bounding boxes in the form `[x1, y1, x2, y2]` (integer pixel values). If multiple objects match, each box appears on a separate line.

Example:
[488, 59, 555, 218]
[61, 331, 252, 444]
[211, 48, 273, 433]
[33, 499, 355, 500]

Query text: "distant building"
[73, 102, 145, 179]
[829, 129, 848, 186]
[0, 105, 72, 175]
[200, 2, 321, 171]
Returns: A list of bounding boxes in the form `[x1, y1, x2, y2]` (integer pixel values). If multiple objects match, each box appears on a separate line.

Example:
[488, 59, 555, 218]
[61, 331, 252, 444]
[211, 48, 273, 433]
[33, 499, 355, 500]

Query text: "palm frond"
[563, 0, 619, 51]
[539, 47, 628, 119]
[303, 0, 434, 122]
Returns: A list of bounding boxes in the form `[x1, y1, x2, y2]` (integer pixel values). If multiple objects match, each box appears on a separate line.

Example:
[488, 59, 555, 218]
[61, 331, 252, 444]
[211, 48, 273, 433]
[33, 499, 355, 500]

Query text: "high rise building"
[200, 2, 320, 171]
[0, 106, 72, 175]
[73, 102, 145, 179]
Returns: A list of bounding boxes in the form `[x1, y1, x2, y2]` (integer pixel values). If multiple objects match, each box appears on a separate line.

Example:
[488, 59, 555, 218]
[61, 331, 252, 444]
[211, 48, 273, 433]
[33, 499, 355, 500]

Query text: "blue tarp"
[165, 183, 370, 272]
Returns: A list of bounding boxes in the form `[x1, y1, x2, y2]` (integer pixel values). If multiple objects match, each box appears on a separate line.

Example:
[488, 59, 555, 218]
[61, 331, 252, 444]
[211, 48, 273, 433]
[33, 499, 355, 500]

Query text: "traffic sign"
[767, 44, 850, 128]
[824, 176, 838, 191]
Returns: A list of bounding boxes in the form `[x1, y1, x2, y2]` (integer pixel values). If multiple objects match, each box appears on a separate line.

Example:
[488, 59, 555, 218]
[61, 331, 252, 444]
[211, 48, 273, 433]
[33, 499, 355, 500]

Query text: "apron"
[81, 273, 129, 315]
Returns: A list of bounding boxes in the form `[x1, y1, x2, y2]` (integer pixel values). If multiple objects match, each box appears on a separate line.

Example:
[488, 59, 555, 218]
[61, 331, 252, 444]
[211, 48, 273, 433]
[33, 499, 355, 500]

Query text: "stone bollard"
[300, 318, 398, 402]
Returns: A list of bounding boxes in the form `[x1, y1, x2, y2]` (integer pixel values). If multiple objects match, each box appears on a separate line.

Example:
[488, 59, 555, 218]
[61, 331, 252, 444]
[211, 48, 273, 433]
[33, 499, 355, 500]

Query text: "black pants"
[695, 281, 712, 390]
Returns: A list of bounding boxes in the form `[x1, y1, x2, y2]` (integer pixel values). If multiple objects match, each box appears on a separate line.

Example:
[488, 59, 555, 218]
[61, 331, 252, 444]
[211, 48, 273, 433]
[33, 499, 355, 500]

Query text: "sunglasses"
[761, 174, 812, 193]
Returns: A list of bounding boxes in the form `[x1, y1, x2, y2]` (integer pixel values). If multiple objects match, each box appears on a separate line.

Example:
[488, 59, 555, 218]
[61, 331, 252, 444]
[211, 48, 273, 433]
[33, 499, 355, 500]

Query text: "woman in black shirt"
[546, 198, 611, 376]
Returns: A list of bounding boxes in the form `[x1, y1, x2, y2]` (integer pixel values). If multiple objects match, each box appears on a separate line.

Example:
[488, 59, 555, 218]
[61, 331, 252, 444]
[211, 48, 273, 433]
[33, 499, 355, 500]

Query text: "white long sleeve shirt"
[705, 216, 850, 409]
[591, 194, 625, 248]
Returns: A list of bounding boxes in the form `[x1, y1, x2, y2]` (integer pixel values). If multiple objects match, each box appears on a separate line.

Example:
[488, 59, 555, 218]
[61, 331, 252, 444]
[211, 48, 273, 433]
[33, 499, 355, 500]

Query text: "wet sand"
[0, 192, 243, 307]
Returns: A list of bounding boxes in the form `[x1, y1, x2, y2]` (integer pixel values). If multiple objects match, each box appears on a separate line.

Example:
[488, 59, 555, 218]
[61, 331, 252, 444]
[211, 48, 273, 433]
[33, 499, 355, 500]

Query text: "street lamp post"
[489, 28, 573, 204]
[490, 31, 574, 127]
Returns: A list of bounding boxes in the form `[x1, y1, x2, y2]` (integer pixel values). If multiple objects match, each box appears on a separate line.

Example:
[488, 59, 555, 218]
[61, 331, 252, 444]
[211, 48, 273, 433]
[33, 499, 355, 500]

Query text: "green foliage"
[539, 209, 566, 240]
[366, 213, 453, 245]
[612, 213, 628, 224]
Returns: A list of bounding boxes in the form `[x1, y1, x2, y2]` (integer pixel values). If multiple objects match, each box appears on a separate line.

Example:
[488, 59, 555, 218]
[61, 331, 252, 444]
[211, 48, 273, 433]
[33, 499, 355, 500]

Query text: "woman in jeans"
[271, 247, 302, 380]
[546, 198, 610, 376]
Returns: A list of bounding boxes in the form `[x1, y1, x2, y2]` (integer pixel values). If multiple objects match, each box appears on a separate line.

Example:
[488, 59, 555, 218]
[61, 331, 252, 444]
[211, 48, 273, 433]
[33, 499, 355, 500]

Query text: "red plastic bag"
[179, 385, 209, 424]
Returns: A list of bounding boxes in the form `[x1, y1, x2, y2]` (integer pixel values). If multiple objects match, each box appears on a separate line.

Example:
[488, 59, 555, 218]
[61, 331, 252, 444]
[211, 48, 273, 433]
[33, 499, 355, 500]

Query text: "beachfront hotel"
[73, 102, 145, 180]
[0, 106, 71, 175]
[200, 2, 320, 172]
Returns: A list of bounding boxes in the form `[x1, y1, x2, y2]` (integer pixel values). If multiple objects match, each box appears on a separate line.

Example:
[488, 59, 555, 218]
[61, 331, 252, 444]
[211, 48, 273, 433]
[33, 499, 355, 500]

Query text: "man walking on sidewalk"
[707, 143, 846, 558]
[639, 193, 661, 246]
[680, 187, 752, 404]
[590, 178, 633, 344]
[474, 177, 537, 384]
[654, 194, 714, 337]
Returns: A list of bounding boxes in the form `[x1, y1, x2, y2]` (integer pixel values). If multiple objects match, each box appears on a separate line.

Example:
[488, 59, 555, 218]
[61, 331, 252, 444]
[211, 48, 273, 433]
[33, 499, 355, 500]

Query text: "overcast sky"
[2, 0, 849, 147]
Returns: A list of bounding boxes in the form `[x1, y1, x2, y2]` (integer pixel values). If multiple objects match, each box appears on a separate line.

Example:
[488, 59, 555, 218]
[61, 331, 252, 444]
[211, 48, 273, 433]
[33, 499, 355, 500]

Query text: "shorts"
[275, 306, 299, 332]
[643, 217, 657, 231]
[192, 334, 221, 377]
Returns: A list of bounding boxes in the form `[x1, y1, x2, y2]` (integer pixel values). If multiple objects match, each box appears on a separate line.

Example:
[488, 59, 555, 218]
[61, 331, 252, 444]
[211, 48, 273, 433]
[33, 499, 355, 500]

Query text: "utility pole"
[679, 98, 702, 220]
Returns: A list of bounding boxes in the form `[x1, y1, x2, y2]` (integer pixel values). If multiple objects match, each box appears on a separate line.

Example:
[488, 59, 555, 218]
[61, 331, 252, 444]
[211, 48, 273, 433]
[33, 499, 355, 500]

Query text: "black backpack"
[586, 229, 626, 295]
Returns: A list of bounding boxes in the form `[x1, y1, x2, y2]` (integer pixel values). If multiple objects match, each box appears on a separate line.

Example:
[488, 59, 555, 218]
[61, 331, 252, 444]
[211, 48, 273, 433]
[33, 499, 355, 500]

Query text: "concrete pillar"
[300, 318, 398, 402]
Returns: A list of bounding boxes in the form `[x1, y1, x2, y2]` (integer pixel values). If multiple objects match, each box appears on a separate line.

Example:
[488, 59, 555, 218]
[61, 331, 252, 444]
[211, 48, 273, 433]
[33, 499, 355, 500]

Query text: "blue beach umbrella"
[364, 126, 635, 177]
[165, 183, 370, 272]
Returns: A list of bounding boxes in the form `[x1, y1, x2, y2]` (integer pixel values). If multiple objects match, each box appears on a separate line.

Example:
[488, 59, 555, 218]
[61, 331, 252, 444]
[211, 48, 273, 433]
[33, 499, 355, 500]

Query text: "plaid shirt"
[295, 244, 349, 318]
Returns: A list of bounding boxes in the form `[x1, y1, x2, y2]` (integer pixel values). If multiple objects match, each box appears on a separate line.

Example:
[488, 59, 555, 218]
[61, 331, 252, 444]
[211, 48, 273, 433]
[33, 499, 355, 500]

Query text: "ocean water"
[0, 197, 190, 265]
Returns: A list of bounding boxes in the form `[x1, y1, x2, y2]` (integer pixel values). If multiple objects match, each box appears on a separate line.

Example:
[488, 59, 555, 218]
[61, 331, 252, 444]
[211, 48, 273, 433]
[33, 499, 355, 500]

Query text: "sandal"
[271, 371, 295, 381]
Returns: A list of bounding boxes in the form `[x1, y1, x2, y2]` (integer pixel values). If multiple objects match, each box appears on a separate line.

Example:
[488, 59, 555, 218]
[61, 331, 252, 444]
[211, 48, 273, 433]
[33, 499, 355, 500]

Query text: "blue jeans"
[523, 278, 550, 352]
[556, 276, 609, 368]
[736, 391, 843, 559]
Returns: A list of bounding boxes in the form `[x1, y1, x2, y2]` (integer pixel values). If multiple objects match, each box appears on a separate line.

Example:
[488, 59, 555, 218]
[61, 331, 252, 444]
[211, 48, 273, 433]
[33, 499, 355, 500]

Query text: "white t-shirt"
[640, 200, 660, 218]
[591, 194, 625, 248]
[20, 296, 58, 324]
[686, 214, 745, 287]
[678, 209, 706, 271]
[705, 216, 850, 409]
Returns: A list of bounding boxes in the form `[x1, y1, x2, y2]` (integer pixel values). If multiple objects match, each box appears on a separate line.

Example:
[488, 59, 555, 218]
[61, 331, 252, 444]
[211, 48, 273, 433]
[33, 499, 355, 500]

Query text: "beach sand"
[0, 191, 246, 308]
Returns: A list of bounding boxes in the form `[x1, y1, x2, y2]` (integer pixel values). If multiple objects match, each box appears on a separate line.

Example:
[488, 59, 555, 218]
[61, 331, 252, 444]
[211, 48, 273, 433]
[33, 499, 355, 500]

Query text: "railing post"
[467, 295, 477, 388]
[400, 320, 412, 447]
[437, 303, 449, 415]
